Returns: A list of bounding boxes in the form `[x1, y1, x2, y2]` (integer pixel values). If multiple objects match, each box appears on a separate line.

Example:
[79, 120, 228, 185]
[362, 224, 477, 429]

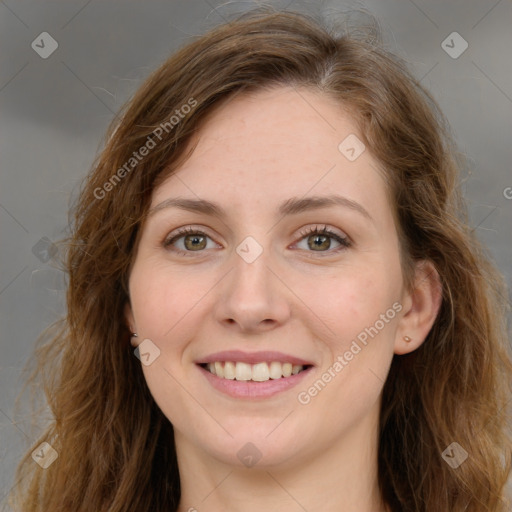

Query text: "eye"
[293, 225, 351, 256]
[163, 226, 218, 256]
[163, 224, 351, 257]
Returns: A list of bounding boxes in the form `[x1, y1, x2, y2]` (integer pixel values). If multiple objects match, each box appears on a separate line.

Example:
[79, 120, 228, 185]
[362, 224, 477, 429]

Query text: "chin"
[194, 421, 308, 469]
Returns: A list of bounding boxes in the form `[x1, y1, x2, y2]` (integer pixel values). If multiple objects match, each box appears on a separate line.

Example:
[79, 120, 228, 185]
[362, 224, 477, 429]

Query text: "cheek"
[129, 259, 202, 339]
[296, 271, 398, 427]
[313, 269, 397, 338]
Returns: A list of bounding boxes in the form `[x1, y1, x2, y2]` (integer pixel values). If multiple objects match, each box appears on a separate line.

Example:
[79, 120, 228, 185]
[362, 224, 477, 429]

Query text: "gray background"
[1, 0, 511, 508]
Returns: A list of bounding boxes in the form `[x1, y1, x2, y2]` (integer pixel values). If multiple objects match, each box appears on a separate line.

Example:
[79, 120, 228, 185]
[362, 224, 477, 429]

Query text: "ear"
[394, 260, 442, 355]
[124, 303, 139, 347]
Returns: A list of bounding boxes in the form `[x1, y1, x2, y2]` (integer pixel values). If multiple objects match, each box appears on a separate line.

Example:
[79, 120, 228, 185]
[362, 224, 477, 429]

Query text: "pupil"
[186, 235, 205, 250]
[310, 234, 329, 250]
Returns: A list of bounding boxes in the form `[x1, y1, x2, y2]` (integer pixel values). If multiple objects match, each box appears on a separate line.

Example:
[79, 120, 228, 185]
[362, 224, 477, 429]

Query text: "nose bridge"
[216, 235, 290, 331]
[234, 241, 271, 295]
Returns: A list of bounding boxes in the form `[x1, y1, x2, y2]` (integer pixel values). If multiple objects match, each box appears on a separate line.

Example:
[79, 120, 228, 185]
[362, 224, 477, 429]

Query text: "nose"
[214, 247, 291, 334]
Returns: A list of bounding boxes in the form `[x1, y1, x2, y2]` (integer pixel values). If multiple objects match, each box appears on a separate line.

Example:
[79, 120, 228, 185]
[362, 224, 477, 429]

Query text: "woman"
[9, 7, 512, 511]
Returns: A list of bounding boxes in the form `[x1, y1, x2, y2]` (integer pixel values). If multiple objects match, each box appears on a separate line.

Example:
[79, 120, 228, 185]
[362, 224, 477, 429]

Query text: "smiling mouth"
[199, 361, 313, 381]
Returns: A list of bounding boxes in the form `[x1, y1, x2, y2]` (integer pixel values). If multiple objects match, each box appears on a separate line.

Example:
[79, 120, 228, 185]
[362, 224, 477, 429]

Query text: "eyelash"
[296, 225, 352, 256]
[163, 224, 352, 257]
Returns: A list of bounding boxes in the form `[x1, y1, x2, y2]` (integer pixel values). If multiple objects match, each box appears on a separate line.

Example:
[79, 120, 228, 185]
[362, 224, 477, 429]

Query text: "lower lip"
[197, 364, 313, 399]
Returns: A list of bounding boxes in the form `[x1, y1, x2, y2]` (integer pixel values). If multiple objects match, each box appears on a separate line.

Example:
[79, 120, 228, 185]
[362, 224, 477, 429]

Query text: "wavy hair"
[8, 7, 512, 511]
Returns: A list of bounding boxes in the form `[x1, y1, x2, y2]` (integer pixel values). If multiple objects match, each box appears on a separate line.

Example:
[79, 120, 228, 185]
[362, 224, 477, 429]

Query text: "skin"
[125, 86, 442, 512]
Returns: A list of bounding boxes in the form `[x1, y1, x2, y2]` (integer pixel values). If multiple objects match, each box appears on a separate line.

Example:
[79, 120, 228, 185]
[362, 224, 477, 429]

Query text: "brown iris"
[308, 234, 331, 251]
[183, 234, 207, 251]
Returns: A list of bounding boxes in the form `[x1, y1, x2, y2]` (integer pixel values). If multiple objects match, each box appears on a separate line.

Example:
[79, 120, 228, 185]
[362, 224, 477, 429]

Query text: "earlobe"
[394, 260, 442, 355]
[130, 333, 139, 347]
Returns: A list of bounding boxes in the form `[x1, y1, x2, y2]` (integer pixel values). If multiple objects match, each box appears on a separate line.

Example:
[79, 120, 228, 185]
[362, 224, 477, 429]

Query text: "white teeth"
[269, 361, 282, 379]
[224, 361, 236, 379]
[205, 361, 306, 381]
[235, 362, 252, 381]
[214, 361, 224, 378]
[252, 362, 269, 382]
[282, 363, 292, 377]
[292, 364, 302, 375]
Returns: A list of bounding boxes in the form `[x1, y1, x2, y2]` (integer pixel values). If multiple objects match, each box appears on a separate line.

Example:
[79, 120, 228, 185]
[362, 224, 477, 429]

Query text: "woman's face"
[126, 86, 409, 469]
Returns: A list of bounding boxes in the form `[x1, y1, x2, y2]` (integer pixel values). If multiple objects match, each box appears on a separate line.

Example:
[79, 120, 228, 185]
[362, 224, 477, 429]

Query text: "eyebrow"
[148, 194, 373, 222]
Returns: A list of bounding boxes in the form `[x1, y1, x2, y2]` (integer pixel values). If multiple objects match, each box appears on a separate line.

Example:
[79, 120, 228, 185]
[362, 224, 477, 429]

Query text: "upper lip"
[196, 350, 314, 366]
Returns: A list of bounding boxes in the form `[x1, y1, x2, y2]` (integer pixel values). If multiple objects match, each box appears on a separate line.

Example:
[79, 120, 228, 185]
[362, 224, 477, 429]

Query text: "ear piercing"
[403, 336, 411, 342]
[130, 332, 139, 347]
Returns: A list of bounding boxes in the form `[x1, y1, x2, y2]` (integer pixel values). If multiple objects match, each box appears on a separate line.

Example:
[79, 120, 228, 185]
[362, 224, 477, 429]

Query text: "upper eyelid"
[296, 224, 348, 239]
[164, 226, 213, 242]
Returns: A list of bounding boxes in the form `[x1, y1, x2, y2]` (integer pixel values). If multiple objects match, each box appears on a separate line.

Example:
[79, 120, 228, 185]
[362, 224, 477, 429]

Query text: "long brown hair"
[8, 7, 512, 511]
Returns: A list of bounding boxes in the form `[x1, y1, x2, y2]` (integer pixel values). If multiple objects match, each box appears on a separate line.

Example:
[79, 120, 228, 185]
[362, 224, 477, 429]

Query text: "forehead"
[151, 86, 388, 221]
